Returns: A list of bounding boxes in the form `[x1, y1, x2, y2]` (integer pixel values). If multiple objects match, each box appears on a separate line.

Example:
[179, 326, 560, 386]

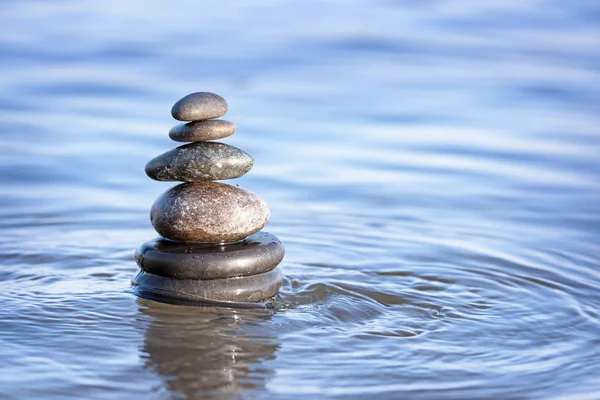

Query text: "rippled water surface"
[1, 1, 600, 399]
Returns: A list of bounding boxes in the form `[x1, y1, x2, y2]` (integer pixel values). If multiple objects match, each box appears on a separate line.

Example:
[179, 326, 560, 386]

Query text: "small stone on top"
[171, 92, 228, 121]
[169, 119, 236, 142]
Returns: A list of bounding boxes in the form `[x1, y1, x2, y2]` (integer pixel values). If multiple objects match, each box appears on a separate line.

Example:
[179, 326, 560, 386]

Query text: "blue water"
[1, 1, 599, 398]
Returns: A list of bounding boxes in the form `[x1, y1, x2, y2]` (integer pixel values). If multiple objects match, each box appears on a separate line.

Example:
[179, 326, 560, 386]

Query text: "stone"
[150, 182, 270, 243]
[131, 267, 283, 303]
[169, 120, 236, 142]
[145, 142, 253, 182]
[171, 92, 228, 121]
[135, 231, 284, 280]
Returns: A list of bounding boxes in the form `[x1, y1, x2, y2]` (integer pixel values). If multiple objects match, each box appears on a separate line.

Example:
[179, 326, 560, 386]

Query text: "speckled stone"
[132, 267, 283, 303]
[135, 231, 284, 280]
[145, 142, 253, 182]
[171, 92, 228, 121]
[169, 120, 236, 142]
[150, 182, 270, 243]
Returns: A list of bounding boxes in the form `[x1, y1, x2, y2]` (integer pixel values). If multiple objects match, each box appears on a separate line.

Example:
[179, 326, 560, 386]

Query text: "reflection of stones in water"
[138, 298, 279, 399]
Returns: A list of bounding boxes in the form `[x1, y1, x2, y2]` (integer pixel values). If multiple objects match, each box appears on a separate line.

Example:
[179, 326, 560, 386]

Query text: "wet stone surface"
[135, 232, 284, 280]
[171, 92, 228, 121]
[169, 120, 236, 142]
[145, 142, 253, 182]
[131, 267, 283, 303]
[150, 182, 270, 243]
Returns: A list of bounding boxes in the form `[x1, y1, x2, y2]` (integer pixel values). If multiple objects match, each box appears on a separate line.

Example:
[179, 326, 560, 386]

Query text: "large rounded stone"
[169, 120, 236, 142]
[135, 231, 284, 280]
[145, 142, 253, 182]
[150, 182, 270, 243]
[131, 267, 283, 303]
[171, 92, 228, 121]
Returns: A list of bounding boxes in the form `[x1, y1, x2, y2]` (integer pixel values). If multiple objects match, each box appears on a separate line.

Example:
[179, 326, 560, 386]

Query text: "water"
[1, 1, 599, 398]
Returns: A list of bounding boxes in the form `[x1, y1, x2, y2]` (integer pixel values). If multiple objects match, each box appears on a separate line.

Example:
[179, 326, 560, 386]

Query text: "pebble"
[150, 182, 270, 243]
[136, 232, 284, 280]
[132, 267, 283, 303]
[171, 92, 228, 121]
[145, 142, 253, 182]
[169, 120, 236, 142]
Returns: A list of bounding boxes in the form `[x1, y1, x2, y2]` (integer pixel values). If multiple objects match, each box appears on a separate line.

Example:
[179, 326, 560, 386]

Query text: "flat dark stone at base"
[135, 290, 275, 308]
[131, 268, 283, 303]
[136, 232, 284, 280]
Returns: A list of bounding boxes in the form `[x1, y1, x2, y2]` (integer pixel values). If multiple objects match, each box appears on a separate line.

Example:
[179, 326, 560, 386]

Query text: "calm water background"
[1, 1, 600, 399]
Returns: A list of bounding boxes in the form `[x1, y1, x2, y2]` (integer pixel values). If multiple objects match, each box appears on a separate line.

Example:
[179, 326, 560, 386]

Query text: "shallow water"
[1, 1, 600, 399]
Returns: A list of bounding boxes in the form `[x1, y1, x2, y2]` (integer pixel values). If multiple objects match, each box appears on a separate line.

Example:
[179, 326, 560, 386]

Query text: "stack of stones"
[132, 92, 284, 304]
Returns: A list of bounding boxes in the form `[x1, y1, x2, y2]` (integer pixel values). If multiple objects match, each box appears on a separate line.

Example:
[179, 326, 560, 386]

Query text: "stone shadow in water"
[137, 298, 280, 399]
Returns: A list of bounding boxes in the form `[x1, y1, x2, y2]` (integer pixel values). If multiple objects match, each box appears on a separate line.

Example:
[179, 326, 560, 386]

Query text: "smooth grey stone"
[171, 92, 228, 121]
[135, 231, 284, 280]
[145, 142, 253, 182]
[150, 182, 270, 243]
[169, 120, 236, 142]
[131, 267, 283, 303]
